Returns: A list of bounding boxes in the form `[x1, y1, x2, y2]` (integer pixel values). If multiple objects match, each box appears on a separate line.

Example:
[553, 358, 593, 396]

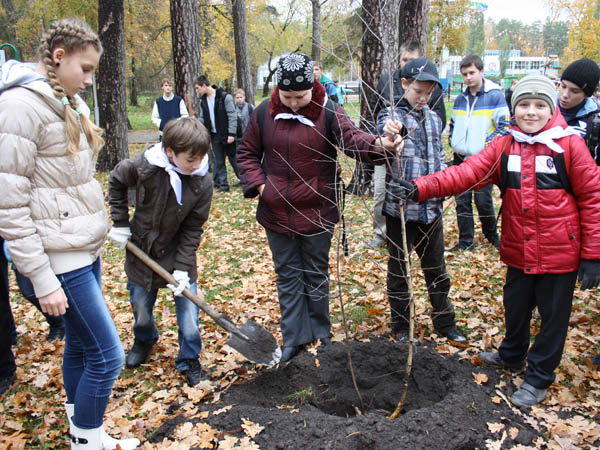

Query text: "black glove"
[389, 179, 418, 202]
[578, 259, 600, 290]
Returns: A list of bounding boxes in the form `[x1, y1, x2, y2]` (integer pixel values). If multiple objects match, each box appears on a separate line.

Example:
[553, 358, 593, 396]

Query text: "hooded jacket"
[450, 78, 510, 156]
[237, 82, 385, 236]
[0, 61, 109, 298]
[414, 109, 600, 274]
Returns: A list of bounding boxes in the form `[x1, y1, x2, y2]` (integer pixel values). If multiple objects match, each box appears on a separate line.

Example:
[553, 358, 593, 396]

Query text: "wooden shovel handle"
[124, 241, 230, 328]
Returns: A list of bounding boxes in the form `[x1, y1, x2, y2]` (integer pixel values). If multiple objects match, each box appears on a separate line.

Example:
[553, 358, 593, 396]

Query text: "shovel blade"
[226, 319, 281, 365]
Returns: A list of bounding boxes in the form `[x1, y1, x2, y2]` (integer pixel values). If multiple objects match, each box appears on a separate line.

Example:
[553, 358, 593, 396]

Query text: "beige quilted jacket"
[0, 81, 109, 298]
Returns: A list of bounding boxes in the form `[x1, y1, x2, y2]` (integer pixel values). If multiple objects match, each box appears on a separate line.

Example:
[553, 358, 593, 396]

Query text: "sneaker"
[47, 326, 66, 341]
[479, 351, 525, 372]
[0, 372, 15, 396]
[182, 359, 203, 386]
[441, 327, 469, 348]
[510, 382, 547, 408]
[393, 330, 419, 346]
[365, 236, 386, 249]
[447, 242, 476, 252]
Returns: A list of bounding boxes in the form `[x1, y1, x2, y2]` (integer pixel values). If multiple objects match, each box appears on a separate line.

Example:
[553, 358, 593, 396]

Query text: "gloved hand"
[389, 179, 418, 202]
[167, 270, 190, 296]
[107, 227, 132, 250]
[578, 259, 600, 290]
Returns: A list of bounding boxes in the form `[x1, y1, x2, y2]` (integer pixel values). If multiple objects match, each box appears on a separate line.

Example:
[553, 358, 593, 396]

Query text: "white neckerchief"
[144, 143, 209, 205]
[509, 126, 578, 154]
[273, 95, 329, 128]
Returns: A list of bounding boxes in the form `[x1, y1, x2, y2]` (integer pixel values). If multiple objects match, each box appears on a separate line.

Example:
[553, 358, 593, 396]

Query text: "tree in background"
[543, 20, 569, 58]
[170, 0, 202, 114]
[310, 0, 329, 63]
[232, 0, 253, 101]
[428, 0, 470, 64]
[400, 0, 429, 52]
[96, 0, 129, 171]
[466, 11, 485, 57]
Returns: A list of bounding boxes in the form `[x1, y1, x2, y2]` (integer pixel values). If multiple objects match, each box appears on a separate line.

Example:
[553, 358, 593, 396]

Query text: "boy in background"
[376, 58, 468, 348]
[234, 88, 255, 141]
[151, 78, 189, 140]
[108, 118, 213, 386]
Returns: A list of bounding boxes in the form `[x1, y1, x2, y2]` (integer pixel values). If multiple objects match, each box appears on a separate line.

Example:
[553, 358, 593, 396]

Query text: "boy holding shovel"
[108, 117, 213, 386]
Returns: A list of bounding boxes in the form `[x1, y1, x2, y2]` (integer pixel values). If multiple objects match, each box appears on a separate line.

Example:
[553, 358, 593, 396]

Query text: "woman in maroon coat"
[237, 53, 397, 362]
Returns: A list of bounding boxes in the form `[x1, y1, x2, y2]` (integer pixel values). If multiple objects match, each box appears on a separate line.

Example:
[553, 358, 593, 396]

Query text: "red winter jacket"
[237, 82, 384, 235]
[414, 109, 600, 274]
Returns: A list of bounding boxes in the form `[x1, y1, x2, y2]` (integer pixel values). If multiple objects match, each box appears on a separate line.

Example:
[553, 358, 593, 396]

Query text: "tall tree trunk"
[129, 56, 138, 107]
[96, 0, 129, 172]
[311, 0, 322, 62]
[232, 0, 253, 102]
[170, 0, 202, 115]
[400, 0, 430, 54]
[359, 0, 384, 129]
[381, 0, 401, 74]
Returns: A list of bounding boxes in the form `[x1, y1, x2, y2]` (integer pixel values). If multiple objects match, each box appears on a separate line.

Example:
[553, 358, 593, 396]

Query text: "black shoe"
[447, 242, 476, 252]
[47, 326, 66, 341]
[393, 330, 419, 346]
[182, 359, 203, 386]
[0, 372, 15, 396]
[219, 186, 230, 192]
[479, 351, 525, 372]
[126, 340, 154, 368]
[320, 337, 332, 348]
[280, 345, 301, 362]
[490, 238, 501, 251]
[441, 328, 469, 348]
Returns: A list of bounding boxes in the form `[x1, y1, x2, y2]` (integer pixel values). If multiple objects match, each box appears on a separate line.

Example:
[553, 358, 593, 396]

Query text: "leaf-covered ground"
[1, 153, 599, 449]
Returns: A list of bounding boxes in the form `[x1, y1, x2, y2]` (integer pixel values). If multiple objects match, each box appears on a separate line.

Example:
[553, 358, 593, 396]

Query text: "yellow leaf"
[473, 372, 489, 385]
[241, 417, 264, 438]
[488, 422, 504, 433]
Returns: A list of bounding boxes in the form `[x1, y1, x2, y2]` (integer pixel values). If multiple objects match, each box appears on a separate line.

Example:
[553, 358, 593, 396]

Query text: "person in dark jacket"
[194, 75, 239, 192]
[390, 75, 600, 407]
[151, 78, 189, 140]
[108, 118, 213, 386]
[505, 78, 518, 116]
[237, 53, 398, 363]
[558, 58, 600, 165]
[376, 58, 467, 348]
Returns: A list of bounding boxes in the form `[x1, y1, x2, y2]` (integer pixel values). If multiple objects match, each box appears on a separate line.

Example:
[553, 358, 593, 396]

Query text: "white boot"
[65, 403, 140, 450]
[69, 423, 102, 449]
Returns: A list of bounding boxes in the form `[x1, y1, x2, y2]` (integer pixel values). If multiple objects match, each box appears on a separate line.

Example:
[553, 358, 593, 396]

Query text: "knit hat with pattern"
[276, 53, 314, 91]
[512, 75, 556, 112]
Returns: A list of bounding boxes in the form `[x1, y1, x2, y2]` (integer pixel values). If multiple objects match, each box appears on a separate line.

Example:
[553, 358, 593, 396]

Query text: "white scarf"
[144, 143, 209, 205]
[509, 126, 578, 154]
[273, 95, 329, 128]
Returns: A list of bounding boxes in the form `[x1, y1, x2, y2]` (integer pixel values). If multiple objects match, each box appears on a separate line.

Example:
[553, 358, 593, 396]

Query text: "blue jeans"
[127, 280, 202, 372]
[61, 258, 125, 429]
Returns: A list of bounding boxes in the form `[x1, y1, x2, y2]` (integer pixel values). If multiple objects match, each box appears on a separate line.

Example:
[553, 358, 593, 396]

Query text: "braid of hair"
[38, 18, 104, 158]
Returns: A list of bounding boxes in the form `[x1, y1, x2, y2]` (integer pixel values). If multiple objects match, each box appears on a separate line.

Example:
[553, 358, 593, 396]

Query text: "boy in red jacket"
[385, 75, 600, 407]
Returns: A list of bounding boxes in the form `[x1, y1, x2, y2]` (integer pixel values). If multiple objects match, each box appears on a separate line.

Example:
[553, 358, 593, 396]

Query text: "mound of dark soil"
[150, 337, 541, 449]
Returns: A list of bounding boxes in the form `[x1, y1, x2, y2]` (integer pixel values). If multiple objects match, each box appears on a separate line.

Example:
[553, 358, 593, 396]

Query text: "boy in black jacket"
[108, 118, 213, 386]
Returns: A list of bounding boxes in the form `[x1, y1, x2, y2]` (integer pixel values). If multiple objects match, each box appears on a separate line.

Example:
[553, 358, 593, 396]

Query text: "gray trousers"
[373, 164, 387, 240]
[265, 228, 332, 347]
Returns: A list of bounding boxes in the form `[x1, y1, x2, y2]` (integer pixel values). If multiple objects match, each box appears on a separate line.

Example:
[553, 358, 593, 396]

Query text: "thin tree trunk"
[96, 0, 129, 171]
[170, 0, 202, 115]
[359, 0, 384, 130]
[311, 0, 321, 62]
[129, 56, 138, 107]
[232, 0, 253, 101]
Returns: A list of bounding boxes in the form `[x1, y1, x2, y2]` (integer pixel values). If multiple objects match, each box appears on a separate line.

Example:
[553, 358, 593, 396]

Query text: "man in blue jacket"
[449, 54, 509, 252]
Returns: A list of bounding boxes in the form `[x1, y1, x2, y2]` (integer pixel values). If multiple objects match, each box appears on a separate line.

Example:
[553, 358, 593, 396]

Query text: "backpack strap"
[554, 148, 575, 198]
[497, 135, 513, 198]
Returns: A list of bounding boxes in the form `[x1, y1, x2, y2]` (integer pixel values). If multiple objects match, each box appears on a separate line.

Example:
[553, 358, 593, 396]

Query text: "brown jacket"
[108, 149, 213, 290]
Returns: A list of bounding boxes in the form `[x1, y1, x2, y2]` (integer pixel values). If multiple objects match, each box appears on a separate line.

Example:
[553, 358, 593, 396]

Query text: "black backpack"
[585, 111, 600, 165]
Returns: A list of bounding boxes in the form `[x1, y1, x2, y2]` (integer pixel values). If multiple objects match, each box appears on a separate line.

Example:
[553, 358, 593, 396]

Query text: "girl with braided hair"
[0, 18, 139, 449]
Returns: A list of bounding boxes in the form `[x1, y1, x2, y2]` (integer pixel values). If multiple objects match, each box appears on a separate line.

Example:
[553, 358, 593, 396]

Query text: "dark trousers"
[211, 135, 239, 189]
[0, 238, 16, 378]
[265, 228, 332, 347]
[386, 217, 455, 334]
[453, 154, 499, 246]
[499, 267, 577, 389]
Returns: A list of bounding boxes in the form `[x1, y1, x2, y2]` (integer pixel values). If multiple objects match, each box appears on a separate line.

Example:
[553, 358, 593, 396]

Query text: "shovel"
[125, 241, 281, 365]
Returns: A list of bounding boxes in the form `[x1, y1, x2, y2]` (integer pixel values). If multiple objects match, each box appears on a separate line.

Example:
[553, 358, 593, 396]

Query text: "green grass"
[128, 94, 156, 131]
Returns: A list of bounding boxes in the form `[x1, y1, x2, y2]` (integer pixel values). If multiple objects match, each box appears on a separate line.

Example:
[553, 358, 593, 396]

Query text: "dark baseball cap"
[401, 57, 442, 89]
